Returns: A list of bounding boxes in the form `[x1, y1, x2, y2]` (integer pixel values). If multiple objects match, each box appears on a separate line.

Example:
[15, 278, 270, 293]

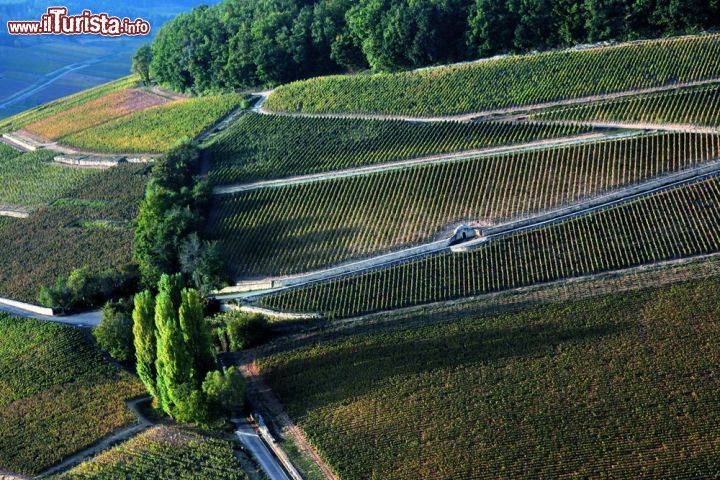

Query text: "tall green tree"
[132, 44, 153, 86]
[179, 288, 216, 380]
[132, 290, 157, 398]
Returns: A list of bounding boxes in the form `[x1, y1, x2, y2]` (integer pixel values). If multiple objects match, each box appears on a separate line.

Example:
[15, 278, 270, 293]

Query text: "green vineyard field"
[258, 279, 720, 478]
[213, 132, 720, 279]
[535, 83, 720, 127]
[0, 144, 97, 209]
[62, 94, 246, 153]
[51, 426, 248, 480]
[0, 163, 148, 302]
[261, 176, 720, 317]
[0, 314, 145, 475]
[266, 34, 720, 116]
[206, 113, 591, 184]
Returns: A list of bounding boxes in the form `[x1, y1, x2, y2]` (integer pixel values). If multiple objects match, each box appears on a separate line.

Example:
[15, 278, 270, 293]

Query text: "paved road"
[235, 419, 291, 480]
[0, 304, 101, 327]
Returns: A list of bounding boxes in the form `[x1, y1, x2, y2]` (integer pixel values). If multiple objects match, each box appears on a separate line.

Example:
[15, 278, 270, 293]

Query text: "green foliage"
[202, 368, 246, 416]
[94, 299, 135, 365]
[267, 34, 720, 116]
[227, 312, 270, 351]
[179, 288, 216, 380]
[258, 280, 720, 478]
[207, 113, 591, 185]
[213, 132, 720, 279]
[262, 176, 720, 317]
[49, 426, 249, 479]
[0, 313, 144, 475]
[37, 266, 139, 313]
[179, 236, 227, 296]
[62, 95, 245, 154]
[133, 290, 158, 399]
[132, 44, 153, 86]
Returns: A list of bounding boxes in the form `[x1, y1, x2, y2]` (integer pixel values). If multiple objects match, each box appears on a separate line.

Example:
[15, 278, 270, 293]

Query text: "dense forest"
[148, 0, 720, 93]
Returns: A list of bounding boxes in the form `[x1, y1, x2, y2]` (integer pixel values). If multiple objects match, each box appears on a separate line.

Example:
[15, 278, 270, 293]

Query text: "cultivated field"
[213, 132, 720, 278]
[0, 314, 145, 476]
[535, 82, 720, 127]
[24, 89, 170, 140]
[266, 34, 720, 116]
[258, 279, 720, 478]
[0, 163, 148, 302]
[63, 94, 247, 153]
[50, 426, 248, 480]
[0, 76, 137, 135]
[0, 144, 97, 209]
[206, 113, 592, 185]
[262, 175, 720, 317]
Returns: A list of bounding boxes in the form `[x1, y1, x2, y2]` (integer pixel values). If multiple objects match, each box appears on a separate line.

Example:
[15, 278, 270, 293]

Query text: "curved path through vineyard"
[257, 77, 720, 122]
[212, 130, 638, 194]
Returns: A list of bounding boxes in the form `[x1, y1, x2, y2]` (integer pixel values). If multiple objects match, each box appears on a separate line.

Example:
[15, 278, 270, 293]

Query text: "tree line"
[143, 0, 720, 93]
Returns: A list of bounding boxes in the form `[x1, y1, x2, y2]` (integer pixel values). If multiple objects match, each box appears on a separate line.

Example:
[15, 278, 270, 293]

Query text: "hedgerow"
[258, 279, 720, 478]
[266, 34, 720, 116]
[0, 314, 145, 475]
[62, 95, 246, 154]
[261, 175, 720, 317]
[207, 113, 592, 185]
[212, 132, 720, 279]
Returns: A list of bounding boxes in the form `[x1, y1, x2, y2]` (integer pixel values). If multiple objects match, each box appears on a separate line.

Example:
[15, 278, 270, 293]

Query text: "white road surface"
[235, 418, 291, 480]
[0, 304, 101, 327]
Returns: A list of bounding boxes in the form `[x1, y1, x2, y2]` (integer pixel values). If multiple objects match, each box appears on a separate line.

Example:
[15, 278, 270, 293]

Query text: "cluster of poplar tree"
[141, 0, 720, 93]
[133, 273, 244, 422]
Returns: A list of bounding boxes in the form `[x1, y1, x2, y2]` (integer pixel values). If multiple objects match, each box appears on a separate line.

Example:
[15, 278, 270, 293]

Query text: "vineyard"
[212, 131, 720, 278]
[0, 145, 97, 209]
[62, 94, 247, 153]
[261, 175, 720, 317]
[266, 34, 720, 116]
[206, 113, 592, 185]
[50, 426, 248, 480]
[258, 279, 720, 478]
[0, 76, 137, 135]
[0, 163, 148, 302]
[535, 82, 720, 127]
[24, 89, 170, 140]
[0, 313, 145, 475]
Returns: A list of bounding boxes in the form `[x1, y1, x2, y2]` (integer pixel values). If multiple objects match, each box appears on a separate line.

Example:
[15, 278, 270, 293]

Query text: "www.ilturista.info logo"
[7, 7, 150, 36]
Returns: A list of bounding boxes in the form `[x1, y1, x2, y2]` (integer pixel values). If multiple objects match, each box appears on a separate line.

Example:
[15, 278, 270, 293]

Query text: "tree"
[179, 234, 227, 296]
[133, 290, 157, 398]
[467, 0, 518, 56]
[94, 300, 134, 365]
[179, 288, 216, 380]
[202, 368, 246, 416]
[132, 44, 153, 86]
[225, 312, 270, 350]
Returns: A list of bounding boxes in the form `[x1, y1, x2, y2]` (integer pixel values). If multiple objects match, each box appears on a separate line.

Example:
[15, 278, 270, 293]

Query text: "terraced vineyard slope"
[50, 426, 248, 480]
[534, 82, 720, 128]
[62, 94, 247, 154]
[0, 143, 97, 210]
[213, 132, 720, 279]
[0, 163, 148, 302]
[258, 280, 720, 478]
[207, 113, 592, 185]
[266, 34, 720, 116]
[262, 175, 720, 317]
[0, 314, 145, 476]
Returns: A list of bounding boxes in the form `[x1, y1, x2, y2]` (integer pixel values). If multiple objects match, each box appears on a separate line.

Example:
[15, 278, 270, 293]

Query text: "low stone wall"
[0, 296, 56, 316]
[220, 303, 321, 320]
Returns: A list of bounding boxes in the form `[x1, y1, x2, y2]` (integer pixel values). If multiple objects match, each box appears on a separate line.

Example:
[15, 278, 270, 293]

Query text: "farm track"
[212, 130, 637, 194]
[36, 396, 153, 478]
[258, 77, 720, 122]
[0, 302, 101, 326]
[231, 356, 340, 480]
[221, 158, 720, 303]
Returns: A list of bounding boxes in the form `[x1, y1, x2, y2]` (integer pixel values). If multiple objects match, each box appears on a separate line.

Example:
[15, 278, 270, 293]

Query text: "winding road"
[234, 419, 292, 480]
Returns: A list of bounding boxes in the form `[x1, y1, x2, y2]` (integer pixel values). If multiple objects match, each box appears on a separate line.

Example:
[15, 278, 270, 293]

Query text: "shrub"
[94, 299, 135, 365]
[202, 368, 246, 417]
